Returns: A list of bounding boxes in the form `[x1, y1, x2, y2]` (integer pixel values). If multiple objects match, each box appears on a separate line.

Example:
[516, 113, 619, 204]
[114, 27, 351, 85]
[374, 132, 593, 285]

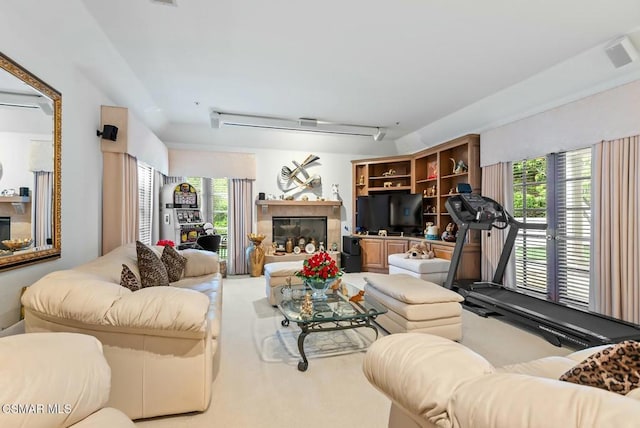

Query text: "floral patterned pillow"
[136, 241, 169, 288]
[161, 244, 187, 282]
[120, 264, 140, 291]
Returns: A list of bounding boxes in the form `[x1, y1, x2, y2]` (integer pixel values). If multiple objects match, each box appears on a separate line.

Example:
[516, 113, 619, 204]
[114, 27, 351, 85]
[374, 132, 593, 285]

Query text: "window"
[554, 148, 591, 307]
[186, 177, 229, 259]
[511, 148, 591, 308]
[512, 157, 548, 296]
[137, 161, 153, 245]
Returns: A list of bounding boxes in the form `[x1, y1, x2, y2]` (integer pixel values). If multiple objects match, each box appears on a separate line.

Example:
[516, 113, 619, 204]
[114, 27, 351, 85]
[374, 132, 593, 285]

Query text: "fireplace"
[272, 216, 327, 249]
[256, 200, 342, 254]
[0, 217, 9, 250]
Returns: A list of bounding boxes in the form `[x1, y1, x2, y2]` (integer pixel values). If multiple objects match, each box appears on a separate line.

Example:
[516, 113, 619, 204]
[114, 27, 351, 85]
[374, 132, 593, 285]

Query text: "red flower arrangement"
[295, 251, 343, 281]
[156, 239, 175, 247]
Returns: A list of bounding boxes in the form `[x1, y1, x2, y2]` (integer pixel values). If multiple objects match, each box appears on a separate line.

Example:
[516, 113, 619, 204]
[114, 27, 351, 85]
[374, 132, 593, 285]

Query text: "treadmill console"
[446, 194, 507, 230]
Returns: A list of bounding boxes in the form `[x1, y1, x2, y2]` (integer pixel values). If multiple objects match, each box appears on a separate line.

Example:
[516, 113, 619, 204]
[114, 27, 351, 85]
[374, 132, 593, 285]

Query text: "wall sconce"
[97, 125, 119, 141]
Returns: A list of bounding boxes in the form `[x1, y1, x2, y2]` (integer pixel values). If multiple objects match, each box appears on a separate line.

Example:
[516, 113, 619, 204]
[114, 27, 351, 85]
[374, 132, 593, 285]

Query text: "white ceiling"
[77, 0, 640, 155]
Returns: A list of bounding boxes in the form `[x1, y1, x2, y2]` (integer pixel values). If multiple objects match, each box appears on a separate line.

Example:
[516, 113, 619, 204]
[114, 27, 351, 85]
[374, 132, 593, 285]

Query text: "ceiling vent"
[605, 36, 638, 68]
[150, 0, 178, 6]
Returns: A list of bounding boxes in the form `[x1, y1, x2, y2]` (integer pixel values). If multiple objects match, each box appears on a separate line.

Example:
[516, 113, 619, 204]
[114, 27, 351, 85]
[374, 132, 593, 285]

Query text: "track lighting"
[210, 110, 386, 141]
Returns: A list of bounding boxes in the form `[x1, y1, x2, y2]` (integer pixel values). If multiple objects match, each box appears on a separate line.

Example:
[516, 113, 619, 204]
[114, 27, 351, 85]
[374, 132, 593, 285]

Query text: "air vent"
[150, 0, 178, 6]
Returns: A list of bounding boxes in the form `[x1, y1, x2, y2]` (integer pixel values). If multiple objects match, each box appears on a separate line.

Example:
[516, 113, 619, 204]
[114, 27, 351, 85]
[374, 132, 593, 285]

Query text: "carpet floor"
[134, 273, 573, 428]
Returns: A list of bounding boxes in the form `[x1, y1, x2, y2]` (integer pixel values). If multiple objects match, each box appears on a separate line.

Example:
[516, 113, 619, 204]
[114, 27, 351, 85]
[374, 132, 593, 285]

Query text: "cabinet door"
[430, 242, 481, 280]
[360, 239, 385, 271]
[385, 239, 408, 268]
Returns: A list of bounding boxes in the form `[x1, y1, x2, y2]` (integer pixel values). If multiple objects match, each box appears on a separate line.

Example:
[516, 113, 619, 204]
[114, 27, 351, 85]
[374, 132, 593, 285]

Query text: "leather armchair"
[0, 332, 134, 428]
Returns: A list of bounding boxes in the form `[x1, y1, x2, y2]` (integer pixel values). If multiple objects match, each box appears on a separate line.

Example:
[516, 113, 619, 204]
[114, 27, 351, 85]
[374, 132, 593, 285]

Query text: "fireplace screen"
[0, 217, 9, 250]
[272, 216, 327, 250]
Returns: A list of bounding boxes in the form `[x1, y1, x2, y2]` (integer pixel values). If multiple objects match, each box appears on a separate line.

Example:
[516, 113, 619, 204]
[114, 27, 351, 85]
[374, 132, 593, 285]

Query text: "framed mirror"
[0, 51, 61, 271]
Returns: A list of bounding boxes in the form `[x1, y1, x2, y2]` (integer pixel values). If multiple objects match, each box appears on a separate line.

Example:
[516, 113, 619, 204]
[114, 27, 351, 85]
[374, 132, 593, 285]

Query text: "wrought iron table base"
[281, 316, 379, 371]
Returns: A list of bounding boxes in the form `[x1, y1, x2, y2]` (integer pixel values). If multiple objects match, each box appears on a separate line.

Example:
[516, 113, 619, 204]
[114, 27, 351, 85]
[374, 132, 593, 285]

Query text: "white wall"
[481, 79, 640, 166]
[165, 141, 370, 237]
[127, 109, 169, 175]
[0, 2, 114, 328]
[0, 133, 36, 190]
[169, 150, 256, 179]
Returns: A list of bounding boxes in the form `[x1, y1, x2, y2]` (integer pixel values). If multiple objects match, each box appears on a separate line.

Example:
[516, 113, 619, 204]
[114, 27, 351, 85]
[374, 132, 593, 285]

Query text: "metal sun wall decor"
[278, 154, 322, 194]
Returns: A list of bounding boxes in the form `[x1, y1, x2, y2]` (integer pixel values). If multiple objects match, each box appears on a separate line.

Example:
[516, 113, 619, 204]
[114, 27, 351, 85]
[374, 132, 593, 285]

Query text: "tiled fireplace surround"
[255, 201, 342, 252]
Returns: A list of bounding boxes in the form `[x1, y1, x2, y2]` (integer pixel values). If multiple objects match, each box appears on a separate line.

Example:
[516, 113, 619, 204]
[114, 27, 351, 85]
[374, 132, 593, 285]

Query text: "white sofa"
[363, 333, 640, 428]
[0, 332, 134, 428]
[21, 243, 222, 420]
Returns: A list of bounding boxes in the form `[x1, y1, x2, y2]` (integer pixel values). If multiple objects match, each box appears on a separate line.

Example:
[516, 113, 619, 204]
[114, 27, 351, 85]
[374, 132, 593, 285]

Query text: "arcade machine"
[160, 182, 204, 249]
[444, 190, 640, 349]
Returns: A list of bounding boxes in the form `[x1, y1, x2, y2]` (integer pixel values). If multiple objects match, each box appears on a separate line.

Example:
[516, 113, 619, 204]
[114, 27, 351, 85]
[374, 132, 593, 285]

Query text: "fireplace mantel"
[256, 200, 341, 213]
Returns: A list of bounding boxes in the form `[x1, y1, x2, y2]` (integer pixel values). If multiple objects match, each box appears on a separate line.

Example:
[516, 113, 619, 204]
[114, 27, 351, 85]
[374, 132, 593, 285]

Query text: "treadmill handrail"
[444, 194, 548, 289]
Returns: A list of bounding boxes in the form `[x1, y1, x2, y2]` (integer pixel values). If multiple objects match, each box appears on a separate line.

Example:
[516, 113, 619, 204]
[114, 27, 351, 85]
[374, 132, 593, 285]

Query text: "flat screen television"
[389, 193, 422, 227]
[356, 193, 422, 233]
[367, 194, 390, 232]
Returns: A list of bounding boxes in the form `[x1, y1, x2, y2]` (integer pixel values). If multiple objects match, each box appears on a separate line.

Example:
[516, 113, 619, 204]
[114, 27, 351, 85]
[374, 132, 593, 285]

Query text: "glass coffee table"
[276, 280, 387, 371]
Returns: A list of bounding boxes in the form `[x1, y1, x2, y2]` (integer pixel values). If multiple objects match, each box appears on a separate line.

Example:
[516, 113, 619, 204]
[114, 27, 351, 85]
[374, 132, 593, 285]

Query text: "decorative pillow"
[120, 264, 140, 291]
[161, 244, 187, 282]
[136, 241, 169, 288]
[559, 340, 640, 394]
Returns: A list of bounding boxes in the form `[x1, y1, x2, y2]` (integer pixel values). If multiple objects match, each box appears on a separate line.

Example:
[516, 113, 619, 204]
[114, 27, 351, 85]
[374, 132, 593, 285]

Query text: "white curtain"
[152, 170, 164, 244]
[228, 179, 254, 274]
[480, 162, 515, 287]
[33, 171, 53, 247]
[592, 135, 640, 323]
[102, 153, 139, 255]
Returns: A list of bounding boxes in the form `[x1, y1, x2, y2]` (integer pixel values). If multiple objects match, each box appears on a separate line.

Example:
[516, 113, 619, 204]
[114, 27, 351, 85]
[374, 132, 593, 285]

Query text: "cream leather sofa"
[21, 243, 223, 420]
[0, 332, 134, 427]
[363, 333, 640, 428]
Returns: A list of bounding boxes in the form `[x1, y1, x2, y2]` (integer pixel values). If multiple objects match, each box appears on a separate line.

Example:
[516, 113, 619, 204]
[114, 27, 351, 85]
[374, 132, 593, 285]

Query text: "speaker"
[258, 192, 265, 200]
[605, 36, 638, 69]
[97, 125, 118, 141]
[341, 252, 361, 273]
[19, 187, 29, 196]
[342, 236, 360, 255]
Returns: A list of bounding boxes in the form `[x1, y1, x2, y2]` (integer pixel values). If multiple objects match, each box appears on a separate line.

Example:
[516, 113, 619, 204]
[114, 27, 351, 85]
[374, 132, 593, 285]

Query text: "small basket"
[2, 239, 33, 251]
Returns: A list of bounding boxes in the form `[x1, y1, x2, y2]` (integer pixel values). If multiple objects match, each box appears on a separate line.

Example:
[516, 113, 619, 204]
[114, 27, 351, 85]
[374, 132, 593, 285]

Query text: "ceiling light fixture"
[0, 91, 53, 116]
[210, 110, 386, 141]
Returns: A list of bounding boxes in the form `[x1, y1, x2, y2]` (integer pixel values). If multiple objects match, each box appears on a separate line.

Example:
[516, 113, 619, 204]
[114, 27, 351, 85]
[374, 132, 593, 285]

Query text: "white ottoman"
[387, 253, 451, 285]
[264, 261, 305, 305]
[364, 274, 464, 340]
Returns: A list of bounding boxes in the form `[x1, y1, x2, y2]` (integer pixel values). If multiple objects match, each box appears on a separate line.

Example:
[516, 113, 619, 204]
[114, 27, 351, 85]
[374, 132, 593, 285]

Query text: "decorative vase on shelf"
[305, 278, 336, 300]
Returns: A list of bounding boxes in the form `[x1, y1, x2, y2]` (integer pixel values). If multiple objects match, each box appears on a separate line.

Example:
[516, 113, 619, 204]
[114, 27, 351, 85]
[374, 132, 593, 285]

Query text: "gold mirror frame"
[0, 52, 61, 271]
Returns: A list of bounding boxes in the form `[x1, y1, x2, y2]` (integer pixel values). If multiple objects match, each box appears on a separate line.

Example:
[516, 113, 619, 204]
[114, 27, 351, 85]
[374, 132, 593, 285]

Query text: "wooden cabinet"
[428, 240, 480, 280]
[351, 134, 481, 277]
[360, 238, 385, 271]
[352, 134, 480, 241]
[351, 156, 413, 229]
[359, 236, 479, 279]
[412, 134, 480, 243]
[360, 238, 408, 273]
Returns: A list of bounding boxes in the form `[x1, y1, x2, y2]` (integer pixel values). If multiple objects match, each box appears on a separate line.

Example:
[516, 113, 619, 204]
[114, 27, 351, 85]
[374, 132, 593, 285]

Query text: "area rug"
[255, 315, 375, 363]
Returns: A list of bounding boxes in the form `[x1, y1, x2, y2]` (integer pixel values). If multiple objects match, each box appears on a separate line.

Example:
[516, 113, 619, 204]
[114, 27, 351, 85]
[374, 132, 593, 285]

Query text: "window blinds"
[137, 162, 153, 245]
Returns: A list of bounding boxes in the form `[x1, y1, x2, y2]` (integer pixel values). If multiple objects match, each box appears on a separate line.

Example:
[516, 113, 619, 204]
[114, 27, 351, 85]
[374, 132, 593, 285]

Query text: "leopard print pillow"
[559, 340, 640, 394]
[136, 241, 169, 288]
[161, 244, 186, 282]
[120, 264, 140, 291]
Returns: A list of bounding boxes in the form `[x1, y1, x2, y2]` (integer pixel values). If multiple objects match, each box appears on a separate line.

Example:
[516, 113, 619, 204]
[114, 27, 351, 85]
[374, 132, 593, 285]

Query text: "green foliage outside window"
[513, 158, 547, 218]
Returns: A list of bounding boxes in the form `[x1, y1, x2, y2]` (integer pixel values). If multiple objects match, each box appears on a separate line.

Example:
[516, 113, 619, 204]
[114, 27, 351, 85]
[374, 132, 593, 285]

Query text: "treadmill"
[444, 192, 640, 348]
